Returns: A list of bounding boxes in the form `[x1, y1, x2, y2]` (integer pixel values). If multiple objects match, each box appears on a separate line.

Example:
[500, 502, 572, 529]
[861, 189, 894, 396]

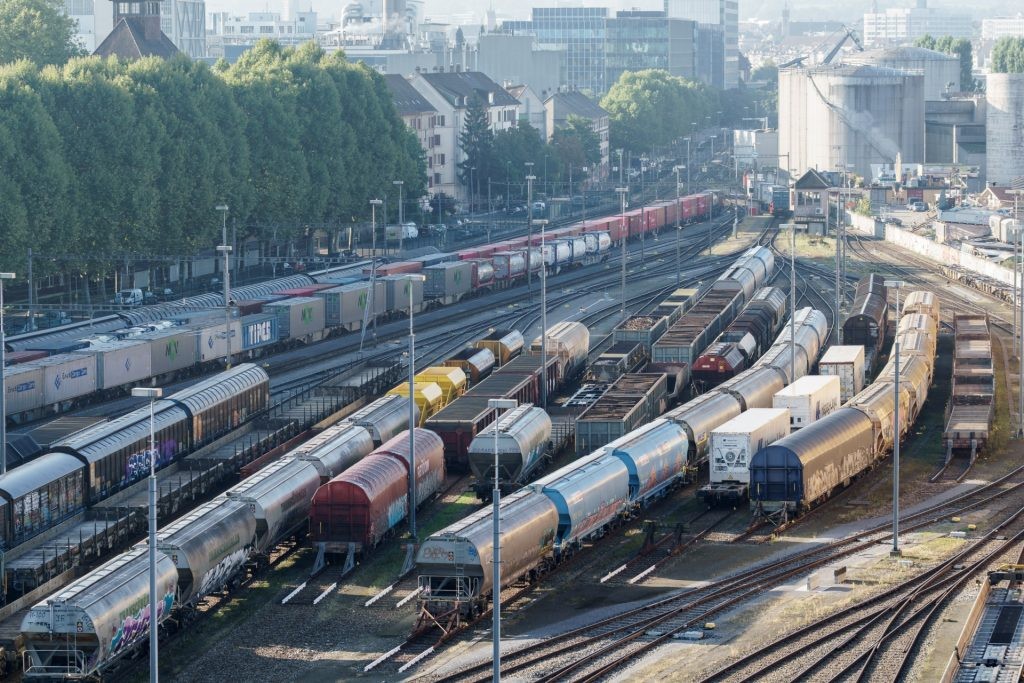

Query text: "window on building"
[438, 153, 445, 165]
[240, 25, 254, 33]
[224, 25, 235, 33]
[434, 172, 442, 185]
[259, 25, 273, 33]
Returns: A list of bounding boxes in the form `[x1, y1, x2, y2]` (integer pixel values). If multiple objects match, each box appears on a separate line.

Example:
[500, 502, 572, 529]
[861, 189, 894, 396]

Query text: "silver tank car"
[749, 407, 876, 512]
[417, 489, 558, 612]
[226, 457, 321, 551]
[716, 366, 787, 411]
[21, 548, 178, 679]
[467, 404, 552, 495]
[290, 423, 375, 481]
[530, 454, 630, 550]
[530, 321, 590, 376]
[340, 394, 418, 446]
[606, 418, 688, 501]
[664, 391, 743, 463]
[149, 497, 256, 605]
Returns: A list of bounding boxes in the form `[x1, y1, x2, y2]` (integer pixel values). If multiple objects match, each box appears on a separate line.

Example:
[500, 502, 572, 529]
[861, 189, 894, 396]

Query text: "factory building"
[846, 46, 959, 101]
[779, 63, 924, 178]
[986, 74, 1024, 187]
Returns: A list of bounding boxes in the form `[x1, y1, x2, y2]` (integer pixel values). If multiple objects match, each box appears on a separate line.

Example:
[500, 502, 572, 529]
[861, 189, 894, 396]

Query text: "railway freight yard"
[4, 25, 1024, 683]
[2, 193, 1023, 683]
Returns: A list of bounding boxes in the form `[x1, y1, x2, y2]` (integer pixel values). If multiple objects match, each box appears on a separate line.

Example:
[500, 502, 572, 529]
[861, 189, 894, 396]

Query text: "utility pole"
[674, 166, 683, 287]
[1011, 189, 1024, 436]
[782, 223, 798, 385]
[884, 280, 904, 555]
[526, 164, 536, 301]
[489, 398, 517, 683]
[360, 199, 383, 352]
[393, 180, 405, 252]
[617, 187, 629, 320]
[407, 273, 425, 540]
[26, 248, 33, 332]
[534, 219, 549, 409]
[0, 272, 14, 474]
[216, 245, 232, 368]
[835, 187, 843, 345]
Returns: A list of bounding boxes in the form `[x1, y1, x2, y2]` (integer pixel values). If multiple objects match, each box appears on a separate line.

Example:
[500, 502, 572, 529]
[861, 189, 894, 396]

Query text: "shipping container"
[137, 327, 199, 377]
[705, 408, 790, 492]
[467, 259, 495, 288]
[818, 345, 866, 402]
[424, 261, 473, 300]
[773, 375, 841, 429]
[3, 364, 45, 414]
[38, 353, 97, 405]
[409, 253, 457, 268]
[380, 275, 424, 313]
[273, 285, 335, 297]
[492, 251, 526, 280]
[240, 313, 279, 351]
[81, 340, 152, 390]
[316, 282, 385, 328]
[264, 296, 327, 340]
[196, 319, 243, 363]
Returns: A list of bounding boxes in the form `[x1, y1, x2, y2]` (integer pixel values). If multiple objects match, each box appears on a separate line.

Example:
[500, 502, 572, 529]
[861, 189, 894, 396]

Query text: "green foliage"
[991, 37, 1024, 74]
[0, 44, 426, 272]
[914, 34, 974, 90]
[429, 192, 458, 218]
[854, 197, 872, 216]
[0, 0, 84, 66]
[751, 62, 778, 85]
[492, 121, 545, 181]
[601, 69, 715, 154]
[457, 93, 494, 194]
[550, 115, 601, 174]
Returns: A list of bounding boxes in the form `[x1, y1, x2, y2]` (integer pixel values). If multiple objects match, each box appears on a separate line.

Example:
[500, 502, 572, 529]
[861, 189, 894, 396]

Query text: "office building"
[605, 11, 697, 87]
[862, 1, 971, 46]
[665, 0, 738, 88]
[504, 7, 609, 95]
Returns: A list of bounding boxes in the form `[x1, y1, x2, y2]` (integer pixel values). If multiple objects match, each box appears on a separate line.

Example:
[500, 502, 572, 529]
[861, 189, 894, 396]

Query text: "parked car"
[907, 201, 927, 212]
[110, 288, 144, 307]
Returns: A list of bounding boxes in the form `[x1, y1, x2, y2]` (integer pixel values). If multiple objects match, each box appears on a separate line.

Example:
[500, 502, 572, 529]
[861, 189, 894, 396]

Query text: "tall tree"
[601, 69, 713, 154]
[457, 93, 493, 196]
[550, 115, 600, 175]
[915, 34, 974, 90]
[992, 37, 1024, 74]
[0, 0, 84, 65]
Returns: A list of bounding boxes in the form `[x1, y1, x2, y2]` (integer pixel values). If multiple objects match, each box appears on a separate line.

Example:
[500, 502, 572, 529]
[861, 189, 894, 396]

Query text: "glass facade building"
[605, 11, 697, 88]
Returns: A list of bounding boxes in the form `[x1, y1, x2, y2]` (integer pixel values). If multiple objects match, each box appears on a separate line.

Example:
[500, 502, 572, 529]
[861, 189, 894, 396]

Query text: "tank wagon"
[21, 422, 380, 680]
[943, 314, 994, 459]
[419, 418, 687, 624]
[750, 292, 939, 517]
[467, 405, 552, 500]
[664, 307, 828, 463]
[473, 329, 524, 367]
[415, 308, 829, 625]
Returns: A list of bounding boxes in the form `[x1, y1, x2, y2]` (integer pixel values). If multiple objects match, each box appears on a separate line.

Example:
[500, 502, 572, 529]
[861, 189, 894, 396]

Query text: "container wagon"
[818, 345, 866, 402]
[699, 408, 790, 506]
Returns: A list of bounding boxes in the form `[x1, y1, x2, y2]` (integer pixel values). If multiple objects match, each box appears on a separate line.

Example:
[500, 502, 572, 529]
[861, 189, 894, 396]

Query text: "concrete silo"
[987, 73, 1024, 187]
[780, 63, 925, 178]
[847, 46, 959, 101]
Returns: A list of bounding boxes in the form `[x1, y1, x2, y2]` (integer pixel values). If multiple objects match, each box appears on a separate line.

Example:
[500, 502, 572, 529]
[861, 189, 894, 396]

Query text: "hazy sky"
[207, 0, 1023, 27]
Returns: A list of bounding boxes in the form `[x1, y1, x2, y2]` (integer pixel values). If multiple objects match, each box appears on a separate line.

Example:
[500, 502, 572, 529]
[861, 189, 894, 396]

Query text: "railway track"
[699, 504, 1024, 683]
[429, 463, 1024, 683]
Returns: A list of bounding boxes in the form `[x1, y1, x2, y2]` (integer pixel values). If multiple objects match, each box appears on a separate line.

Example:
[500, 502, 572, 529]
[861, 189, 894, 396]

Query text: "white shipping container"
[197, 320, 243, 362]
[39, 353, 98, 405]
[710, 408, 790, 485]
[543, 241, 572, 266]
[819, 345, 866, 403]
[4, 364, 45, 413]
[82, 340, 153, 390]
[773, 375, 841, 429]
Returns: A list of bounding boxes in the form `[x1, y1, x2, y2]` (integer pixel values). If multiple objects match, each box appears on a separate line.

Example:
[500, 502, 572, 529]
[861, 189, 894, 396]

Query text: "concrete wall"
[884, 224, 1015, 286]
[986, 73, 1024, 186]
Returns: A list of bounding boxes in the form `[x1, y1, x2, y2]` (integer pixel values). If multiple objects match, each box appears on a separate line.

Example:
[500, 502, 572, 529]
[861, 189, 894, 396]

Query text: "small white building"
[506, 84, 546, 139]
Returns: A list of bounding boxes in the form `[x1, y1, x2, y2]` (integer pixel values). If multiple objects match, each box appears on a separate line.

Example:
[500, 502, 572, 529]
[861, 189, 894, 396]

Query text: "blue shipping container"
[241, 313, 279, 351]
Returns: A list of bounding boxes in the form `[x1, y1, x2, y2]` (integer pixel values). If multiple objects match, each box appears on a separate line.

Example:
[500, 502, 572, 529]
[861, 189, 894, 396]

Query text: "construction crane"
[778, 24, 864, 69]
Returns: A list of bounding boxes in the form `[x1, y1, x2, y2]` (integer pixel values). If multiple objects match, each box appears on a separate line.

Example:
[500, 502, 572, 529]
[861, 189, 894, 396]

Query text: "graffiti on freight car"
[109, 590, 175, 654]
[123, 440, 178, 485]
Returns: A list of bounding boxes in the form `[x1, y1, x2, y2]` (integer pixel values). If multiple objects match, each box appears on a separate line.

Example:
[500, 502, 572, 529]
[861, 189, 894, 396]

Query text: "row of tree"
[991, 37, 1024, 74]
[0, 40, 426, 274]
